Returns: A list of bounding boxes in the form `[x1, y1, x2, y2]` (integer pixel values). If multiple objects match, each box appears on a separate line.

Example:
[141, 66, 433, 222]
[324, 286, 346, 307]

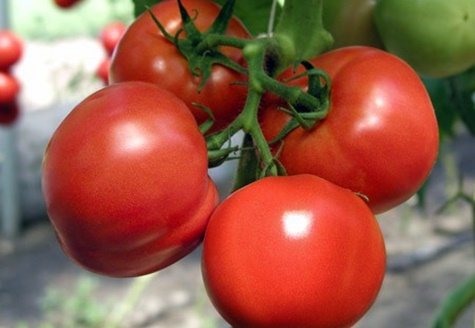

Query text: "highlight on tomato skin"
[41, 81, 219, 278]
[202, 174, 386, 328]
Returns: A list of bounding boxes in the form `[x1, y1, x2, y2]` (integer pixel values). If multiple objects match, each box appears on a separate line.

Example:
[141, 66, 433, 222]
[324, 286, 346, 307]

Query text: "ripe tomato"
[110, 0, 250, 132]
[99, 21, 127, 56]
[0, 100, 20, 125]
[322, 0, 383, 49]
[53, 0, 82, 9]
[42, 81, 219, 277]
[261, 46, 439, 214]
[374, 0, 475, 77]
[0, 30, 22, 71]
[0, 72, 20, 103]
[96, 57, 110, 84]
[202, 175, 386, 328]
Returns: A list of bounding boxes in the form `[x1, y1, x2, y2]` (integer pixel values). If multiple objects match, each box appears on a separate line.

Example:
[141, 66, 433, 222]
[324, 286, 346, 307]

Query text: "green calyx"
[147, 0, 247, 91]
[148, 0, 334, 185]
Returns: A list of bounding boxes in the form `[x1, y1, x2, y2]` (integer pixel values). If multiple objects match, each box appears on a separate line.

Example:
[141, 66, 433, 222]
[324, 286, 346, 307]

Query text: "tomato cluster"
[0, 30, 23, 125]
[41, 0, 442, 327]
[96, 22, 127, 85]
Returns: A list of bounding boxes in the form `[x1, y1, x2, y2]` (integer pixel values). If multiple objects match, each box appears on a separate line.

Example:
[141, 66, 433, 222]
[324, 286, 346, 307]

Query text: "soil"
[0, 38, 474, 328]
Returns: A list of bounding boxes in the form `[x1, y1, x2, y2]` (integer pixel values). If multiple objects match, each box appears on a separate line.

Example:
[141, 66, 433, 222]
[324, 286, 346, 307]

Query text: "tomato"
[374, 0, 475, 78]
[322, 0, 383, 49]
[261, 46, 439, 214]
[0, 72, 20, 103]
[53, 0, 82, 9]
[110, 0, 250, 132]
[96, 57, 110, 85]
[42, 81, 219, 277]
[99, 21, 127, 56]
[202, 174, 386, 328]
[0, 100, 19, 125]
[0, 30, 22, 71]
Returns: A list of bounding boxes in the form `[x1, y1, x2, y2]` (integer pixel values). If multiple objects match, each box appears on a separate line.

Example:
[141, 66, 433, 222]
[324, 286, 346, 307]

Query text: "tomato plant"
[202, 174, 386, 328]
[109, 0, 250, 132]
[374, 0, 475, 78]
[0, 72, 20, 104]
[99, 22, 127, 56]
[322, 0, 383, 49]
[0, 30, 22, 71]
[261, 46, 439, 214]
[41, 81, 219, 277]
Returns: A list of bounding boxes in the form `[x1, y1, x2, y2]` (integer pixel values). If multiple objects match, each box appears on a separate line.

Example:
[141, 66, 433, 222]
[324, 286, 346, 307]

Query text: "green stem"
[103, 273, 157, 328]
[430, 273, 475, 328]
[273, 0, 333, 74]
[197, 33, 250, 52]
[231, 133, 260, 191]
[242, 90, 278, 176]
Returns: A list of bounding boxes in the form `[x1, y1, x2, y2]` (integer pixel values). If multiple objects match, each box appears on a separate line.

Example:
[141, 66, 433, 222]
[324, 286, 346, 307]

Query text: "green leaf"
[448, 70, 475, 136]
[430, 273, 475, 328]
[422, 77, 458, 139]
[213, 0, 279, 36]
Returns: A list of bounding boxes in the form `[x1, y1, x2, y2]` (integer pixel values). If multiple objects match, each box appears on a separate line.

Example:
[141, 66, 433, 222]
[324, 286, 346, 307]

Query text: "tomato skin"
[0, 30, 22, 71]
[261, 47, 439, 214]
[322, 0, 383, 49]
[110, 0, 250, 132]
[100, 22, 127, 56]
[202, 174, 386, 328]
[374, 0, 475, 78]
[0, 71, 20, 103]
[42, 81, 219, 277]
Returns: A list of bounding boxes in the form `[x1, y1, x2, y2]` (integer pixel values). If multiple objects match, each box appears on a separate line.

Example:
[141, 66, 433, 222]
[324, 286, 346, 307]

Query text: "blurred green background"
[9, 0, 133, 39]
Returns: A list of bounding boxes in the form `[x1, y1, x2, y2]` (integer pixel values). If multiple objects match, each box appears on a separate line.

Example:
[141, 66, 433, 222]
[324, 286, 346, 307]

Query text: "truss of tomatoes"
[0, 30, 23, 125]
[41, 1, 439, 327]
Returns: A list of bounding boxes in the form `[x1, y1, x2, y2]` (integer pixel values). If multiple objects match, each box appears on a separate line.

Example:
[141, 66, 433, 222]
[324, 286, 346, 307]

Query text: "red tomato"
[0, 30, 22, 71]
[99, 22, 127, 56]
[261, 46, 439, 213]
[110, 0, 250, 132]
[53, 0, 82, 8]
[202, 174, 386, 328]
[42, 81, 219, 277]
[0, 100, 20, 125]
[0, 72, 20, 103]
[96, 57, 110, 85]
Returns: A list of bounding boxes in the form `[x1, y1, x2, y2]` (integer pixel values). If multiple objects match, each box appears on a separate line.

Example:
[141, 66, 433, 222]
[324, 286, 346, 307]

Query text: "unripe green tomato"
[374, 0, 475, 78]
[322, 0, 383, 49]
